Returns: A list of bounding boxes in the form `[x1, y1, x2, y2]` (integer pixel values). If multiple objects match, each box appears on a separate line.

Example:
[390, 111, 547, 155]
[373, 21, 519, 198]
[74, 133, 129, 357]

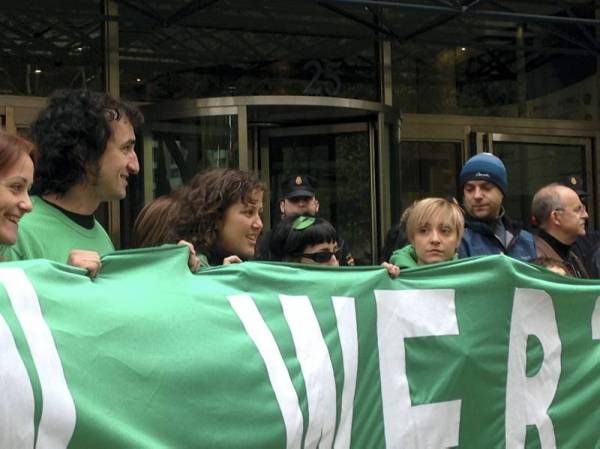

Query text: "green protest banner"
[0, 245, 599, 448]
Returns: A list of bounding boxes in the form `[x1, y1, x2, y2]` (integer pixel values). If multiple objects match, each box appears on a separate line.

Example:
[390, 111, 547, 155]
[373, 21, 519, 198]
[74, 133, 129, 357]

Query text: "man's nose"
[128, 150, 140, 174]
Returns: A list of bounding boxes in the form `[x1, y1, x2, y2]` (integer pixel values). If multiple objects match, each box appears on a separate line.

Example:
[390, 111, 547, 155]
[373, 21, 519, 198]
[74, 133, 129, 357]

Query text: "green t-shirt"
[2, 196, 114, 264]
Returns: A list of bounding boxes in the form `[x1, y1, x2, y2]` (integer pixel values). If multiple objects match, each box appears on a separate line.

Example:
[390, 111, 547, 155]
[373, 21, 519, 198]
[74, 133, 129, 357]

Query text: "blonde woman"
[389, 197, 464, 269]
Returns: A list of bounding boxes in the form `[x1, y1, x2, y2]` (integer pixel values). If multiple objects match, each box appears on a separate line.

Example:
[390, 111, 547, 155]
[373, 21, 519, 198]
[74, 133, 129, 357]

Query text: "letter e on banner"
[505, 288, 560, 449]
[375, 289, 461, 449]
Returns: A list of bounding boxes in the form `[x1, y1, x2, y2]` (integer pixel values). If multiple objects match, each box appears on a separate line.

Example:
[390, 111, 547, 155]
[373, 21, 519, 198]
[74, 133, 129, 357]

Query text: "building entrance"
[139, 96, 396, 262]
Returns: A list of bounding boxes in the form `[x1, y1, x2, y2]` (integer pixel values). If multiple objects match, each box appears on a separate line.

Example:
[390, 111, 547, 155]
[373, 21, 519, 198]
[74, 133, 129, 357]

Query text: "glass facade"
[119, 2, 378, 102]
[392, 42, 597, 120]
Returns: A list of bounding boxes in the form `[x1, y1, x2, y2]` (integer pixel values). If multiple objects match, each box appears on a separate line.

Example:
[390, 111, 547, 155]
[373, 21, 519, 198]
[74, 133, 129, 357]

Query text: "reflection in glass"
[147, 115, 238, 197]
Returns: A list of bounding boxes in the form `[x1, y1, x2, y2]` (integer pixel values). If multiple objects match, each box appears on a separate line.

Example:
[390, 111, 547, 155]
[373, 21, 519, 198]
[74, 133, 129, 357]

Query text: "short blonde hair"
[405, 197, 465, 243]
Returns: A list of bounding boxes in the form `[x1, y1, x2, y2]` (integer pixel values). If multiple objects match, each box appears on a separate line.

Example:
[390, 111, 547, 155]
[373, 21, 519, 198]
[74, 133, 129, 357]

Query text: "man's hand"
[67, 250, 102, 278]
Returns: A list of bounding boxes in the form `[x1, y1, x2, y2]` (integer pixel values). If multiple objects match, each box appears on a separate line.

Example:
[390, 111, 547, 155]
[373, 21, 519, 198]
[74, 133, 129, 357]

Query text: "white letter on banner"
[592, 297, 600, 341]
[331, 296, 358, 449]
[375, 289, 461, 449]
[0, 314, 35, 449]
[279, 295, 337, 449]
[227, 294, 303, 449]
[0, 269, 76, 449]
[505, 288, 561, 449]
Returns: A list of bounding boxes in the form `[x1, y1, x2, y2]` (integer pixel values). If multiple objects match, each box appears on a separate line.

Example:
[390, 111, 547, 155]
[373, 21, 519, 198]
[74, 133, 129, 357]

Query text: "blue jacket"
[459, 215, 536, 261]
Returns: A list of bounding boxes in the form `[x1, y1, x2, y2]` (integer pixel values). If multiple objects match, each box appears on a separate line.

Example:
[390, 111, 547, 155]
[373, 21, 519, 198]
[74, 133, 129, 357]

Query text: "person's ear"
[551, 209, 562, 226]
[314, 199, 320, 213]
[279, 199, 285, 216]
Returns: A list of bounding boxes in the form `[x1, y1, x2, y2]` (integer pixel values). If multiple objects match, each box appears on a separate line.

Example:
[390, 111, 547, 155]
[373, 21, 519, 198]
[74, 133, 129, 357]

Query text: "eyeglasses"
[295, 248, 342, 263]
[554, 204, 587, 215]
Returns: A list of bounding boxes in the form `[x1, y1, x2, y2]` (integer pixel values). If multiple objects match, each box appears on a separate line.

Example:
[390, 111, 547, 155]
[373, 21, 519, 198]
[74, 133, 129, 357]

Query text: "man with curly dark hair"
[3, 89, 143, 276]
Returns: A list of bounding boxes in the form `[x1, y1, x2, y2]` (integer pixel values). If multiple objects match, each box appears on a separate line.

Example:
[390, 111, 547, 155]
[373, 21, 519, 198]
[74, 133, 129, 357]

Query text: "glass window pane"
[494, 141, 587, 229]
[268, 131, 373, 264]
[396, 141, 462, 220]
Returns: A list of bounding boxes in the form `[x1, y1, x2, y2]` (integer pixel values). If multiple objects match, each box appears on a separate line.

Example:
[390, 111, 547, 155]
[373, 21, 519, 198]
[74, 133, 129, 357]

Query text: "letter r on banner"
[506, 288, 561, 449]
[375, 289, 461, 449]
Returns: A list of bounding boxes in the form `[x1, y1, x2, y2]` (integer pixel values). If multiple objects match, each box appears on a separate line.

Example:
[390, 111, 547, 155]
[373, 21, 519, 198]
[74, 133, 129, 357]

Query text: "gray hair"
[531, 183, 564, 228]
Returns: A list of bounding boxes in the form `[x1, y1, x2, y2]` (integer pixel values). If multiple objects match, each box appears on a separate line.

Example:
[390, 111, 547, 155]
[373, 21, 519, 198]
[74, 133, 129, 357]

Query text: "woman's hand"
[177, 240, 200, 272]
[223, 255, 242, 265]
[381, 262, 400, 278]
[67, 249, 102, 278]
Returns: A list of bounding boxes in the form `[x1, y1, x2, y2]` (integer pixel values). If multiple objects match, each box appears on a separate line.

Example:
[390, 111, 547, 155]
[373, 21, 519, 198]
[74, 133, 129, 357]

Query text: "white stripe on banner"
[279, 294, 337, 449]
[0, 269, 76, 449]
[228, 294, 303, 449]
[0, 314, 35, 449]
[332, 296, 358, 449]
[592, 297, 600, 340]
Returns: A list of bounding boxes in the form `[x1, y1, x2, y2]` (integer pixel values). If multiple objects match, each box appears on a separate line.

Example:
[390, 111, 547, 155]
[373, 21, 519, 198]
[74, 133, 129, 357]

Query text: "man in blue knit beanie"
[458, 153, 536, 260]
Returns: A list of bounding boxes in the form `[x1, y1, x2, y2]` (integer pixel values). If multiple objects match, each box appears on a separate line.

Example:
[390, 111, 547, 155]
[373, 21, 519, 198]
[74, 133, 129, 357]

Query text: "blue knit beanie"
[459, 153, 507, 195]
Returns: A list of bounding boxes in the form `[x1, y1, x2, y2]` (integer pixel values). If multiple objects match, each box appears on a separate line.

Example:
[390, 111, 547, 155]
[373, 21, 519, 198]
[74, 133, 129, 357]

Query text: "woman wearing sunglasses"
[389, 197, 464, 269]
[270, 215, 400, 277]
[270, 215, 340, 266]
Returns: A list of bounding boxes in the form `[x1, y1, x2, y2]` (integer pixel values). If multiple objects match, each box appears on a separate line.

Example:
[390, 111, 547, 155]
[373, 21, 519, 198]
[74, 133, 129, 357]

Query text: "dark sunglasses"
[295, 248, 342, 263]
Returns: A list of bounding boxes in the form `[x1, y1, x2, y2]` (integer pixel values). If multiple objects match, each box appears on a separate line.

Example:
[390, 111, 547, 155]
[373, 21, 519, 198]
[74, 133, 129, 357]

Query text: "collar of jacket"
[464, 209, 523, 236]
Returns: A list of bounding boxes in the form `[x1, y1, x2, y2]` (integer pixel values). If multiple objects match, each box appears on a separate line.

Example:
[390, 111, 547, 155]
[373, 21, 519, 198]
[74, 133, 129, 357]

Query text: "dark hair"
[380, 223, 408, 263]
[172, 168, 265, 258]
[0, 132, 36, 176]
[270, 215, 337, 262]
[30, 89, 143, 195]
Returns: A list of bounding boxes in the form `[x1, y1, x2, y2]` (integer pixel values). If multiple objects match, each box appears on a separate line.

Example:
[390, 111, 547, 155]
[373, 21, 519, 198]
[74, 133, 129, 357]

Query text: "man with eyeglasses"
[531, 183, 589, 278]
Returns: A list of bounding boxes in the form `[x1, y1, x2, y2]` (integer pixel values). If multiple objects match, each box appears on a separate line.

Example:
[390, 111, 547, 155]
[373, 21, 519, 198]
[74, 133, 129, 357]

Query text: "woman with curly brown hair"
[172, 168, 265, 267]
[135, 168, 265, 268]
